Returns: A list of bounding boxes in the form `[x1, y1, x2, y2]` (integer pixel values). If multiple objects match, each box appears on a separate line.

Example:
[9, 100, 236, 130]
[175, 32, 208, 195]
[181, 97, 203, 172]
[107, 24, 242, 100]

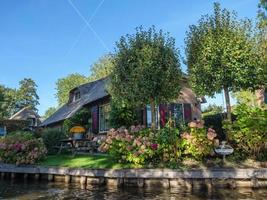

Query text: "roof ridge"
[70, 76, 109, 92]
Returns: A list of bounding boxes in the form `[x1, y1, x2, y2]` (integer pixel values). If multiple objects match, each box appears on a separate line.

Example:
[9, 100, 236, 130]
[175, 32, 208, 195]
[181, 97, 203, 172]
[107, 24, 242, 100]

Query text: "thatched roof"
[40, 77, 109, 127]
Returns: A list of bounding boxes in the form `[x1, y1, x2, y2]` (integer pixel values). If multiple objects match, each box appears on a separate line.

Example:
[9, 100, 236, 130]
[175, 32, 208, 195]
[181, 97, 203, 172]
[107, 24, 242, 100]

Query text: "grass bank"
[39, 154, 135, 169]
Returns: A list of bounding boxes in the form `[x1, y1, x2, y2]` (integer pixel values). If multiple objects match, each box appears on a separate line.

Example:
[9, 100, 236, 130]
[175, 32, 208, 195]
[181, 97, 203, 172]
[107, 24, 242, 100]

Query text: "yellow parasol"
[70, 126, 86, 133]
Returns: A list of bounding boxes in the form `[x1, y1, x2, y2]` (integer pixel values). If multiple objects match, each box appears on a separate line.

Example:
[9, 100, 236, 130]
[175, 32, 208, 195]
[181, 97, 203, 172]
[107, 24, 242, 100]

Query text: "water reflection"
[1, 179, 267, 200]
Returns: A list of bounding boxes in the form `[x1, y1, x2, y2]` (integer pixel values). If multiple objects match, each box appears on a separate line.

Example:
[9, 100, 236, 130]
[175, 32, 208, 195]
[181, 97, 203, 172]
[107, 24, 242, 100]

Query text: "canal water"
[1, 179, 267, 200]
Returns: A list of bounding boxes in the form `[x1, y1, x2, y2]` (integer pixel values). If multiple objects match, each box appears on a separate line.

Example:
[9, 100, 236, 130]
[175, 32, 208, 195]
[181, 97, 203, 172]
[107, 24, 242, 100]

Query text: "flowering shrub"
[0, 132, 47, 165]
[100, 121, 218, 166]
[181, 120, 217, 160]
[99, 125, 155, 165]
[155, 122, 182, 163]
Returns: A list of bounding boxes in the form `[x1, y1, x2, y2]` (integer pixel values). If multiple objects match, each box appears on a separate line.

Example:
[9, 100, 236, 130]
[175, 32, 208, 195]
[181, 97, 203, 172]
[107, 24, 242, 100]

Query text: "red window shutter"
[159, 104, 168, 127]
[91, 106, 99, 134]
[183, 104, 192, 122]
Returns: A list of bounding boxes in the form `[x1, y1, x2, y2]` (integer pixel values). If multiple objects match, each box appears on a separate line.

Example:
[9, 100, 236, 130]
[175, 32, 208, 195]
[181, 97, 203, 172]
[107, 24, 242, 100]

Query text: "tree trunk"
[150, 98, 156, 132]
[224, 87, 232, 122]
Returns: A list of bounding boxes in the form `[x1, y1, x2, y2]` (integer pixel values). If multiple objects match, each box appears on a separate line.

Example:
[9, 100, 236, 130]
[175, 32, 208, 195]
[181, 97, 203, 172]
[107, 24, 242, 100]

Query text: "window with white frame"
[171, 103, 192, 126]
[146, 105, 159, 128]
[72, 91, 81, 102]
[99, 104, 110, 132]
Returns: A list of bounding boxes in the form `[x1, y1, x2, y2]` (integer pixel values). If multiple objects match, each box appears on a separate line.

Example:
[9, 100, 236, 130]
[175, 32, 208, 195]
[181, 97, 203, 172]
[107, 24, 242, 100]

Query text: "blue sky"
[0, 0, 259, 115]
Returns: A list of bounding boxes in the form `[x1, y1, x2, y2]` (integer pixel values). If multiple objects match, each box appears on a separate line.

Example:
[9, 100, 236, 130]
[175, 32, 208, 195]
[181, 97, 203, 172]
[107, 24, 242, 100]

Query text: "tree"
[257, 0, 267, 87]
[88, 54, 114, 81]
[109, 98, 138, 128]
[202, 104, 223, 115]
[185, 3, 262, 122]
[55, 73, 88, 105]
[16, 78, 39, 112]
[0, 85, 7, 118]
[43, 107, 57, 119]
[109, 26, 182, 131]
[232, 90, 258, 107]
[0, 85, 17, 118]
[258, 0, 267, 28]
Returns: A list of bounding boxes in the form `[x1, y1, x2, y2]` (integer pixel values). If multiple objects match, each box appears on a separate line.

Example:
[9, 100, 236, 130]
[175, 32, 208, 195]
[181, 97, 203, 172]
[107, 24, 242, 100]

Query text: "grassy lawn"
[39, 154, 136, 169]
[39, 154, 267, 170]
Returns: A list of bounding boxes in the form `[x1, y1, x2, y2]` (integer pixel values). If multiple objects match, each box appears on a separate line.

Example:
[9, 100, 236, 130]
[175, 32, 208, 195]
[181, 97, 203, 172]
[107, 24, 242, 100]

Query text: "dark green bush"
[41, 129, 67, 154]
[224, 104, 267, 160]
[109, 99, 138, 128]
[203, 113, 226, 140]
[63, 108, 91, 132]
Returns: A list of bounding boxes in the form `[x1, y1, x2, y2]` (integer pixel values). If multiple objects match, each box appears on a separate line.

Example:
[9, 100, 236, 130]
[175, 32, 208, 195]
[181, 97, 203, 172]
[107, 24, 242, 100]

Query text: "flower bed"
[100, 121, 218, 167]
[0, 132, 47, 165]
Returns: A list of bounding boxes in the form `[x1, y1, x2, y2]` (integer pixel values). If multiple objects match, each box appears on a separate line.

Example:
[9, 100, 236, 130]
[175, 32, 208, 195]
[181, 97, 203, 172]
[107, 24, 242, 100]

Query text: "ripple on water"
[1, 179, 267, 200]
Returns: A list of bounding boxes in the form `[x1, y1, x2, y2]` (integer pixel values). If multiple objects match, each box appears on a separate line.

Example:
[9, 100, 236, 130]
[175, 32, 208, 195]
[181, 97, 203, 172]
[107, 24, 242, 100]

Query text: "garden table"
[57, 138, 98, 156]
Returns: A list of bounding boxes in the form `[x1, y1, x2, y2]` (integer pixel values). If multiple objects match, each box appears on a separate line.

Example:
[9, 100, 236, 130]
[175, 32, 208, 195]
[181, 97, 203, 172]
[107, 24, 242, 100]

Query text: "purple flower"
[151, 143, 158, 150]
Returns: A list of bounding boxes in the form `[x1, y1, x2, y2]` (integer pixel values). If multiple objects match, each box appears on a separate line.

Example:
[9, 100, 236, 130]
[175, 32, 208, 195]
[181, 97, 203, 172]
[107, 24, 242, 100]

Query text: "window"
[171, 103, 192, 127]
[99, 104, 110, 132]
[28, 118, 36, 127]
[265, 91, 267, 104]
[0, 126, 6, 136]
[73, 91, 81, 102]
[172, 104, 184, 126]
[146, 105, 159, 128]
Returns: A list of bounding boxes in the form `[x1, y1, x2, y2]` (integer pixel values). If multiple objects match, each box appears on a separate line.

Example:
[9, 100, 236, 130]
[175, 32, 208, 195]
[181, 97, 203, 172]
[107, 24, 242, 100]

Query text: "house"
[9, 107, 41, 130]
[40, 77, 206, 133]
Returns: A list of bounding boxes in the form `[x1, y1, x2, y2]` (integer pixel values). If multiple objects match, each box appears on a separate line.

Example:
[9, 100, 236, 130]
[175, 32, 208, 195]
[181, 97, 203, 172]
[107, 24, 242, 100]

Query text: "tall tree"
[185, 3, 262, 122]
[257, 0, 267, 87]
[43, 106, 57, 119]
[109, 26, 182, 131]
[1, 86, 17, 118]
[16, 78, 39, 112]
[88, 54, 114, 81]
[258, 0, 267, 28]
[0, 85, 7, 118]
[55, 73, 88, 105]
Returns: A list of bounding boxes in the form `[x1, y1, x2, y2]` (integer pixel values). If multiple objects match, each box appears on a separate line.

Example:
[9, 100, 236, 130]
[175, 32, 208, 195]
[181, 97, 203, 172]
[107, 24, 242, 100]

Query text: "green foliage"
[185, 3, 262, 120]
[63, 108, 91, 133]
[0, 85, 18, 118]
[41, 129, 67, 154]
[232, 90, 258, 107]
[181, 121, 217, 160]
[99, 126, 155, 165]
[224, 104, 267, 160]
[110, 26, 182, 130]
[0, 119, 29, 133]
[0, 132, 47, 165]
[16, 78, 39, 112]
[156, 122, 182, 163]
[109, 99, 138, 128]
[43, 107, 57, 119]
[100, 122, 217, 166]
[202, 104, 223, 116]
[258, 0, 267, 28]
[55, 73, 88, 106]
[203, 113, 225, 140]
[88, 54, 114, 81]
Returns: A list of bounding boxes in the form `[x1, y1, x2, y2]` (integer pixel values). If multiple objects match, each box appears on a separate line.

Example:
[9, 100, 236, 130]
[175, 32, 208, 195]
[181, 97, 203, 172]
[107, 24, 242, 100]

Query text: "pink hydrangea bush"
[181, 120, 218, 160]
[99, 126, 155, 165]
[0, 132, 47, 165]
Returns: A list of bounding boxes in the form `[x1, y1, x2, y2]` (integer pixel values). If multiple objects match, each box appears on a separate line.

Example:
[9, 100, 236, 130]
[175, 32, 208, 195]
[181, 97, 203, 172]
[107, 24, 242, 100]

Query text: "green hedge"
[203, 113, 226, 140]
